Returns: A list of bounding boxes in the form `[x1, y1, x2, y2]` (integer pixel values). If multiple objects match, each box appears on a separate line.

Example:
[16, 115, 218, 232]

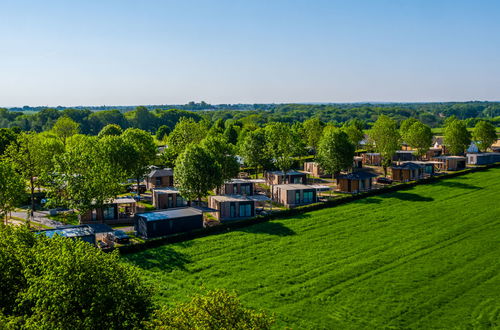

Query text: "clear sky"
[1, 0, 499, 106]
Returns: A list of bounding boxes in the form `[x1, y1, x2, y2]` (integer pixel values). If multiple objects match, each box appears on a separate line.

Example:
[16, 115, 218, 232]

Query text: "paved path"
[10, 209, 65, 228]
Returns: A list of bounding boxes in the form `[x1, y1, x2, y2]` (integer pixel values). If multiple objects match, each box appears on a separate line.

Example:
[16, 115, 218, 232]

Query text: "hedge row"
[118, 162, 500, 255]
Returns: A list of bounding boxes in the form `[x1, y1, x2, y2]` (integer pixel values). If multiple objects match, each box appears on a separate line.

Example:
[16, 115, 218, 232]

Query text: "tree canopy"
[444, 119, 471, 155]
[317, 126, 355, 178]
[473, 120, 497, 152]
[369, 115, 401, 176]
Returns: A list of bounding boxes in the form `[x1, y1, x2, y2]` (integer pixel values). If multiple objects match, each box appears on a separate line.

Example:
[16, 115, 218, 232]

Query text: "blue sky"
[1, 0, 499, 106]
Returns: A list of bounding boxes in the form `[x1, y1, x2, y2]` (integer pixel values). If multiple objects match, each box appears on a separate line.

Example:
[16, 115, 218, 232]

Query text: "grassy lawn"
[123, 168, 500, 329]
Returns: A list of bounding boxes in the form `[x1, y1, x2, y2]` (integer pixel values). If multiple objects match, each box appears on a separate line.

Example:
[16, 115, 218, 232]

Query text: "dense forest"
[1, 102, 499, 135]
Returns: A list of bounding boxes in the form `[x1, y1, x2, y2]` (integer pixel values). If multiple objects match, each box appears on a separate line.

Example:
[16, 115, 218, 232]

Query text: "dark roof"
[148, 168, 173, 178]
[137, 207, 203, 222]
[337, 172, 378, 180]
[86, 223, 114, 233]
[391, 162, 424, 170]
[267, 170, 305, 176]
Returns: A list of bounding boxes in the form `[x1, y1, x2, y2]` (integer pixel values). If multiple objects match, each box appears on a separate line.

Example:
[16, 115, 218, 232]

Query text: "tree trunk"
[383, 166, 388, 177]
[29, 176, 35, 228]
[136, 177, 141, 198]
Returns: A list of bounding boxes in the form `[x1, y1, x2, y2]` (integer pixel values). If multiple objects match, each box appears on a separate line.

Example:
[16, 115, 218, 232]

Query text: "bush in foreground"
[145, 289, 275, 330]
[0, 225, 152, 329]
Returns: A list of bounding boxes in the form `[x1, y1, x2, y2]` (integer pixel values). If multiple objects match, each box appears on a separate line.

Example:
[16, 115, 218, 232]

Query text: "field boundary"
[118, 162, 500, 255]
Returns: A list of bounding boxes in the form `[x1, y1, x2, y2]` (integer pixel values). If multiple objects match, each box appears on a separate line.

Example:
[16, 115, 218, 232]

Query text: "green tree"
[473, 120, 497, 152]
[404, 120, 433, 158]
[0, 161, 25, 225]
[6, 133, 44, 223]
[239, 128, 272, 178]
[369, 115, 401, 176]
[0, 225, 152, 329]
[302, 117, 324, 152]
[223, 124, 239, 145]
[201, 135, 240, 185]
[265, 123, 302, 177]
[399, 117, 419, 143]
[444, 119, 471, 155]
[122, 128, 157, 197]
[317, 126, 355, 181]
[146, 289, 274, 330]
[155, 125, 171, 142]
[174, 144, 222, 204]
[167, 118, 207, 162]
[50, 135, 123, 216]
[342, 122, 364, 150]
[0, 128, 18, 156]
[51, 116, 80, 146]
[98, 124, 123, 138]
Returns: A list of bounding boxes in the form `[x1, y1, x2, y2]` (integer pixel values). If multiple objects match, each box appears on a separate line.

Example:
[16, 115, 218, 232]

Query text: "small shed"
[39, 225, 96, 245]
[265, 170, 307, 185]
[134, 207, 204, 239]
[362, 153, 382, 166]
[219, 179, 255, 195]
[424, 147, 443, 160]
[391, 162, 425, 182]
[432, 156, 467, 171]
[303, 162, 324, 177]
[208, 194, 270, 221]
[336, 171, 378, 193]
[272, 184, 317, 208]
[79, 198, 137, 225]
[392, 150, 417, 162]
[145, 168, 174, 190]
[466, 152, 500, 165]
[152, 187, 188, 209]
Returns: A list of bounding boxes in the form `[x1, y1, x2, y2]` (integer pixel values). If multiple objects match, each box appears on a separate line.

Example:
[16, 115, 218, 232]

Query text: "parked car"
[113, 230, 130, 244]
[377, 177, 393, 184]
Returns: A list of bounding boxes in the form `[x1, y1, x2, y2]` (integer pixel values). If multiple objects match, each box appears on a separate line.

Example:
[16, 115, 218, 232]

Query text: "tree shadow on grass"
[238, 220, 297, 236]
[434, 181, 482, 190]
[124, 247, 191, 272]
[379, 191, 434, 202]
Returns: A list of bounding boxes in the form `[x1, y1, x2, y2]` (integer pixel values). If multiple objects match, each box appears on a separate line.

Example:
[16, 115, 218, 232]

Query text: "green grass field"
[123, 168, 500, 329]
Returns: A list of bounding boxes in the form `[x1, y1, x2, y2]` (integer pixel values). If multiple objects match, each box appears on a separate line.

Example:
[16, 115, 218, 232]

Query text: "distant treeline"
[1, 101, 499, 134]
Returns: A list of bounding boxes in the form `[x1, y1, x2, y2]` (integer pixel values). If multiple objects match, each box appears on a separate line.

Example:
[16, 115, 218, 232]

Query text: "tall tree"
[369, 115, 401, 176]
[174, 144, 222, 204]
[98, 124, 123, 138]
[265, 123, 302, 177]
[0, 161, 25, 225]
[51, 116, 79, 146]
[50, 135, 123, 216]
[473, 120, 497, 152]
[302, 117, 324, 152]
[317, 126, 355, 181]
[201, 135, 240, 184]
[166, 117, 207, 163]
[444, 118, 471, 155]
[155, 125, 171, 142]
[6, 133, 44, 223]
[239, 128, 272, 178]
[122, 128, 157, 196]
[342, 122, 364, 150]
[399, 117, 419, 143]
[223, 124, 239, 145]
[404, 120, 433, 159]
[0, 128, 18, 156]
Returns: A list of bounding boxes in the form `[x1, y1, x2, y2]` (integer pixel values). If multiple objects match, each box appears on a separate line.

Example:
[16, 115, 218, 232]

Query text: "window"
[239, 203, 252, 217]
[176, 195, 186, 206]
[303, 191, 313, 203]
[230, 203, 235, 218]
[293, 176, 302, 184]
[241, 184, 251, 195]
[103, 206, 115, 220]
[155, 177, 161, 186]
[233, 184, 238, 194]
[295, 191, 301, 204]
